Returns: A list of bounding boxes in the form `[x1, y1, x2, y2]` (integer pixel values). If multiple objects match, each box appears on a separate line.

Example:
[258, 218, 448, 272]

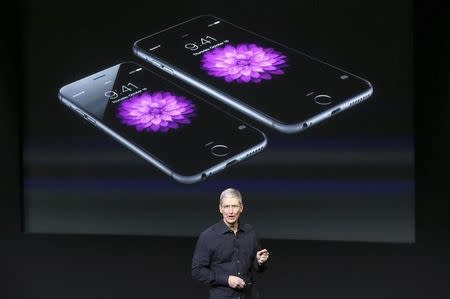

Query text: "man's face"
[219, 196, 243, 226]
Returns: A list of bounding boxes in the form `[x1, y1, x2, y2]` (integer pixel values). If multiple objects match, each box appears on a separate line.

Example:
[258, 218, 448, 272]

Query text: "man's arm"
[253, 234, 269, 272]
[192, 233, 229, 286]
[254, 249, 269, 272]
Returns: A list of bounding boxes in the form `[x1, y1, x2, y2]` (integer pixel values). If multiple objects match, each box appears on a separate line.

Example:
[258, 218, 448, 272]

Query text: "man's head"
[219, 188, 244, 226]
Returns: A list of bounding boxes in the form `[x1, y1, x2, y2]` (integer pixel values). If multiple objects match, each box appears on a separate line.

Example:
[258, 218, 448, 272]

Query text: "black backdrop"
[1, 1, 449, 299]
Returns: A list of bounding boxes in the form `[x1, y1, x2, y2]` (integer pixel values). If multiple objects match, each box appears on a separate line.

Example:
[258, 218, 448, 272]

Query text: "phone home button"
[314, 94, 333, 105]
[210, 145, 230, 157]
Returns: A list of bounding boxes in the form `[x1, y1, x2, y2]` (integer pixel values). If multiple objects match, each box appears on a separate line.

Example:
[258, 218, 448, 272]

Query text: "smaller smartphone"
[58, 62, 267, 184]
[133, 15, 373, 133]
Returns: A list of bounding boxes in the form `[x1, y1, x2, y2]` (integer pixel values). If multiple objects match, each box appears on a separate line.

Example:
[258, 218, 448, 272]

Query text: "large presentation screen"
[22, 1, 414, 243]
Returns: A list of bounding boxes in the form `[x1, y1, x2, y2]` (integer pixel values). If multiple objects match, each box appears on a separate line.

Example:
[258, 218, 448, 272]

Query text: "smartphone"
[58, 62, 267, 184]
[133, 15, 373, 133]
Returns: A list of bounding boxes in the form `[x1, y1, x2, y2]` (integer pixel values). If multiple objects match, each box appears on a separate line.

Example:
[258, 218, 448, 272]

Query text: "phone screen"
[60, 62, 266, 177]
[135, 15, 371, 125]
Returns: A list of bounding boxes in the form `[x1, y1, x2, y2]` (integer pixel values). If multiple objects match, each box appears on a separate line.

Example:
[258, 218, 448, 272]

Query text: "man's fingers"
[238, 278, 245, 288]
[230, 276, 246, 289]
[257, 249, 270, 264]
[256, 249, 269, 266]
[257, 249, 269, 255]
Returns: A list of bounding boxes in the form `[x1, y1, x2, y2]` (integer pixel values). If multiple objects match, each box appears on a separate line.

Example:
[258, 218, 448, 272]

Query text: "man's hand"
[256, 249, 269, 265]
[228, 275, 246, 289]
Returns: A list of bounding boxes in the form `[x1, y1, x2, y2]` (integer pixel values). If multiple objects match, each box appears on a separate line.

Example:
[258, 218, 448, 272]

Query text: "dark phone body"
[58, 62, 267, 183]
[133, 15, 373, 133]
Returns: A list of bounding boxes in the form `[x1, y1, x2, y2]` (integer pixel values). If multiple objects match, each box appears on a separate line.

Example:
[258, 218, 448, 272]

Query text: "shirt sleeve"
[192, 232, 229, 286]
[253, 232, 268, 272]
[253, 257, 268, 272]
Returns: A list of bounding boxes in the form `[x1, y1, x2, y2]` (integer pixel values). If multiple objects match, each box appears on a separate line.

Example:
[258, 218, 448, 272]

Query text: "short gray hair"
[219, 188, 242, 205]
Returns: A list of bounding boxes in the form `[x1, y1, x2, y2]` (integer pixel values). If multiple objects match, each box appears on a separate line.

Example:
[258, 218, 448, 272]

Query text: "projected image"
[22, 7, 414, 243]
[201, 43, 288, 83]
[117, 91, 197, 133]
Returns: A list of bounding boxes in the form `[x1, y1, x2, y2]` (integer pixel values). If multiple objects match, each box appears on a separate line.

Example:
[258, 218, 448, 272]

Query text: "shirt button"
[237, 260, 240, 263]
[238, 272, 241, 275]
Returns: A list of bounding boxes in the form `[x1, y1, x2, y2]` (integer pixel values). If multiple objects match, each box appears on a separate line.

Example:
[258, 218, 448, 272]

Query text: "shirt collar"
[218, 219, 245, 234]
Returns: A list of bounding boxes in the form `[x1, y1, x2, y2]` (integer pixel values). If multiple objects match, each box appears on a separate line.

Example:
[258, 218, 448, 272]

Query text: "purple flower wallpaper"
[201, 43, 288, 83]
[117, 91, 196, 133]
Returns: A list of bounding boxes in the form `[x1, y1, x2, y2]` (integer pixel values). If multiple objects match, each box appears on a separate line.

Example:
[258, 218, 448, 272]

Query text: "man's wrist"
[216, 272, 230, 286]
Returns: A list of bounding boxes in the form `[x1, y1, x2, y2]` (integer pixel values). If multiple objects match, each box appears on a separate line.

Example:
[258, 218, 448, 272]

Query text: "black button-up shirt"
[192, 221, 266, 299]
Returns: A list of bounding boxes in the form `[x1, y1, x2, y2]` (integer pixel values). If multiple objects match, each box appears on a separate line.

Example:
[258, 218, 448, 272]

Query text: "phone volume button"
[83, 114, 96, 126]
[87, 117, 96, 126]
[163, 66, 174, 75]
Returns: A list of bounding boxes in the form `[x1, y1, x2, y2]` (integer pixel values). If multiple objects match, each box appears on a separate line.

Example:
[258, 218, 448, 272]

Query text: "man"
[192, 188, 269, 299]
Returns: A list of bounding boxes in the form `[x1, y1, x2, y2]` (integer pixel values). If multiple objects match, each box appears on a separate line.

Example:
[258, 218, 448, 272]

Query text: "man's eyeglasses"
[221, 204, 241, 210]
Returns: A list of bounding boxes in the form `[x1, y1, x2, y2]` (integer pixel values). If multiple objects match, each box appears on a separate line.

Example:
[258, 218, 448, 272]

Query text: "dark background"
[1, 1, 449, 299]
[21, 0, 413, 242]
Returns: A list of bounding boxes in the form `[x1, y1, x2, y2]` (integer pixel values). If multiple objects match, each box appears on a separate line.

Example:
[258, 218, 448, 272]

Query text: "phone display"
[58, 62, 267, 183]
[133, 15, 373, 133]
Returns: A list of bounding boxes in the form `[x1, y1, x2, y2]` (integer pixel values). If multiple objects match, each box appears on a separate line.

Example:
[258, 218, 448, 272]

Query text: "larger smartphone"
[133, 15, 373, 133]
[58, 62, 267, 184]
